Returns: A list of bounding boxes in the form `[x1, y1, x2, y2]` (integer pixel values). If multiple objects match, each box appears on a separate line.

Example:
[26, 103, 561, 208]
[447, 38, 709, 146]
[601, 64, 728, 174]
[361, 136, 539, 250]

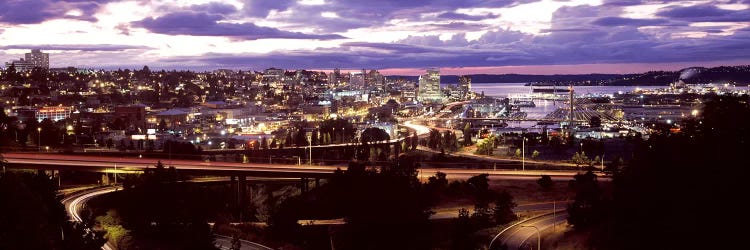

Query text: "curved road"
[491, 210, 568, 250]
[61, 186, 119, 250]
[62, 186, 273, 250]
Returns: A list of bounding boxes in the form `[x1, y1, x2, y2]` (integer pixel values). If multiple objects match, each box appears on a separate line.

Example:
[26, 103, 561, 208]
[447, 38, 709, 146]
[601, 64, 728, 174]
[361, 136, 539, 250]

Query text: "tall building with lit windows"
[25, 49, 49, 69]
[459, 75, 472, 99]
[418, 68, 443, 103]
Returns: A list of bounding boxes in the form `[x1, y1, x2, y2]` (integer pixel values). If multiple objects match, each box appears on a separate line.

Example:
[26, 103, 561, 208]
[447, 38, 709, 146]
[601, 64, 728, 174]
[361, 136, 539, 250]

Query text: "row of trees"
[264, 154, 519, 249]
[426, 129, 461, 152]
[90, 162, 221, 250]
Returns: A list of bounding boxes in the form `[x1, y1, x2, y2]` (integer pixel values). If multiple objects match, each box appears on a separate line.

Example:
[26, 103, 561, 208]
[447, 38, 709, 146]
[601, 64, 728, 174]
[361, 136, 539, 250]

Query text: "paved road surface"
[4, 153, 593, 180]
[62, 186, 274, 250]
[215, 235, 273, 250]
[491, 210, 568, 250]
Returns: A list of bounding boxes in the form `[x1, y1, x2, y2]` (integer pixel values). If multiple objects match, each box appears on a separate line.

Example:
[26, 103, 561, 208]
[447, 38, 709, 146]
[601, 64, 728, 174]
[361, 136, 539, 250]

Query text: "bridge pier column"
[238, 175, 247, 221]
[230, 175, 237, 216]
[301, 177, 309, 193]
[55, 170, 61, 187]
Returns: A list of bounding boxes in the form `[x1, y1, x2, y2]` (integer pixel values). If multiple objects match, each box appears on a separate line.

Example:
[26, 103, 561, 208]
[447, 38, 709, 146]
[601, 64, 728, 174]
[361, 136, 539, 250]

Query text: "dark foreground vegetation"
[0, 170, 106, 250]
[565, 95, 749, 249]
[88, 162, 223, 250]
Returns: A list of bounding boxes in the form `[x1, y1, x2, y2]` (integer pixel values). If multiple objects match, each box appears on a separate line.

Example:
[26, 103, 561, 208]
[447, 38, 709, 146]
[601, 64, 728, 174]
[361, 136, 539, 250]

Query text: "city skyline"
[1, 0, 750, 74]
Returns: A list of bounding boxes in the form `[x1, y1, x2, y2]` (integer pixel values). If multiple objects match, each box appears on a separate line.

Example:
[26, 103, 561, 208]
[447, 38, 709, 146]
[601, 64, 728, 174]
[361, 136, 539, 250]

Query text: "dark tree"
[0, 172, 106, 250]
[284, 130, 292, 147]
[114, 161, 218, 250]
[493, 191, 518, 225]
[567, 171, 600, 228]
[463, 123, 473, 146]
[158, 119, 168, 132]
[411, 133, 418, 150]
[537, 175, 554, 191]
[589, 115, 602, 127]
[260, 137, 268, 149]
[428, 129, 441, 149]
[425, 171, 448, 204]
[294, 127, 308, 146]
[590, 95, 750, 250]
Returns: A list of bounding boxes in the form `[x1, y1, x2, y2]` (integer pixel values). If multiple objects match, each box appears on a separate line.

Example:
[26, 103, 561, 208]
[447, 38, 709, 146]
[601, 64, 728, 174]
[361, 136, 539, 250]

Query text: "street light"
[113, 163, 117, 186]
[522, 135, 527, 171]
[37, 127, 41, 152]
[307, 135, 312, 165]
[520, 225, 541, 250]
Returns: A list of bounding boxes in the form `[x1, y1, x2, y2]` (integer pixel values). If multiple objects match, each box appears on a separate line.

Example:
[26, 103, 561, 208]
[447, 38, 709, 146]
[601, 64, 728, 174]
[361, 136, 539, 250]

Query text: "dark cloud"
[398, 33, 471, 47]
[265, 0, 538, 32]
[162, 2, 750, 70]
[133, 12, 345, 40]
[0, 44, 152, 51]
[656, 4, 750, 22]
[241, 0, 296, 17]
[436, 12, 499, 21]
[592, 17, 669, 26]
[0, 0, 110, 24]
[602, 0, 650, 6]
[5, 0, 749, 70]
[0, 0, 58, 24]
[189, 2, 238, 15]
[423, 22, 489, 31]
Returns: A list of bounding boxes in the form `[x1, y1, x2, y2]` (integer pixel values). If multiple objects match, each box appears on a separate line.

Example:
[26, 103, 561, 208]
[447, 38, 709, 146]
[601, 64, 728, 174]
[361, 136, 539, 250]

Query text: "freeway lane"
[215, 235, 273, 250]
[3, 153, 596, 180]
[61, 186, 119, 250]
[62, 186, 274, 250]
[490, 210, 568, 250]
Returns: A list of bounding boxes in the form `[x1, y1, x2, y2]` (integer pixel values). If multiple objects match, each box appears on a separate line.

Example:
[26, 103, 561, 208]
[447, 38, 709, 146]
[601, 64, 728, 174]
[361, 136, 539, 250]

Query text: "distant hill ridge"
[386, 65, 750, 86]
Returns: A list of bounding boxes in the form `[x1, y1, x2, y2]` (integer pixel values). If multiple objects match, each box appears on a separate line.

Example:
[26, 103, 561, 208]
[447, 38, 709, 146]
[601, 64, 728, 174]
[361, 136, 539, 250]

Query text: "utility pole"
[522, 135, 525, 171]
[308, 135, 312, 165]
[569, 84, 575, 138]
[553, 201, 556, 230]
[113, 163, 117, 185]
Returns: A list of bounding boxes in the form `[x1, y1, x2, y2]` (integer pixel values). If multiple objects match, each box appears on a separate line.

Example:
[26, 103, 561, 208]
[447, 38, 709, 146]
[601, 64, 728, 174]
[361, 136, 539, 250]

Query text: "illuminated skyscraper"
[418, 68, 443, 103]
[25, 49, 49, 69]
[459, 75, 471, 99]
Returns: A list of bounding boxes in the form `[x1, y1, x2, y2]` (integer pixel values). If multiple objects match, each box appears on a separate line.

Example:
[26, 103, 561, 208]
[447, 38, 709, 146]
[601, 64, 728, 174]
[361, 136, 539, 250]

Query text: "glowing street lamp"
[37, 127, 41, 152]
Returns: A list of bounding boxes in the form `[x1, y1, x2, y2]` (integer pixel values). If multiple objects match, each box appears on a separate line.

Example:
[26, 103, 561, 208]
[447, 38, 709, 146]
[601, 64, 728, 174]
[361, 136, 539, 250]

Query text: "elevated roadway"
[3, 153, 590, 180]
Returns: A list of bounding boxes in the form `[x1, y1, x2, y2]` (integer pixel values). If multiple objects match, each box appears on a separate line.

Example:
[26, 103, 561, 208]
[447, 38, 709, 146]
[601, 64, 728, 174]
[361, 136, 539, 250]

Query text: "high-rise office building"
[418, 68, 443, 103]
[366, 69, 385, 88]
[330, 68, 340, 86]
[350, 71, 365, 87]
[25, 49, 49, 69]
[459, 75, 472, 99]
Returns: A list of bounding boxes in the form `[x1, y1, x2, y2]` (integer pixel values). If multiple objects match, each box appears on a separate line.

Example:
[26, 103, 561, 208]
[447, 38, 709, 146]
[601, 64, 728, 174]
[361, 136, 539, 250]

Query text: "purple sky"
[1, 0, 749, 75]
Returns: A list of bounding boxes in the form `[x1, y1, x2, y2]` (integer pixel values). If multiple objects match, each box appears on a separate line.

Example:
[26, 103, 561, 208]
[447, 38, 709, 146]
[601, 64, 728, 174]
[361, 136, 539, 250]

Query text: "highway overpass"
[2, 153, 590, 180]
